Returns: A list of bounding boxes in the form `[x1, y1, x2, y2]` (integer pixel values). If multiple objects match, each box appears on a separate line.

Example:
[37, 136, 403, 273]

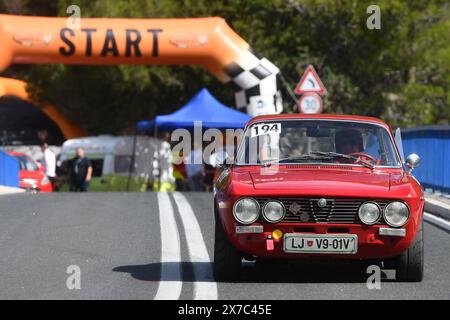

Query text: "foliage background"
[1, 0, 449, 134]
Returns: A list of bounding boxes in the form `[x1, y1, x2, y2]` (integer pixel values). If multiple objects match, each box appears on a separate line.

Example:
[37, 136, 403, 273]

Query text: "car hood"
[248, 167, 392, 193]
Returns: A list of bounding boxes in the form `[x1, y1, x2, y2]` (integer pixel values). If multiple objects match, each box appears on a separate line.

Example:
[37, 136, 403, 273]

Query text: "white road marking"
[154, 192, 182, 300]
[424, 212, 450, 232]
[172, 192, 218, 300]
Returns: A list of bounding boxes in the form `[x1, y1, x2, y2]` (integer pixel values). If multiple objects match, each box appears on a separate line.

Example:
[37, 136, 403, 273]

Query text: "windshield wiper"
[310, 151, 375, 169]
[262, 154, 333, 167]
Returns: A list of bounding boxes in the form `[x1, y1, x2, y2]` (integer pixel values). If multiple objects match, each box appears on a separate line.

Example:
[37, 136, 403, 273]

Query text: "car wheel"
[213, 216, 242, 282]
[394, 218, 424, 282]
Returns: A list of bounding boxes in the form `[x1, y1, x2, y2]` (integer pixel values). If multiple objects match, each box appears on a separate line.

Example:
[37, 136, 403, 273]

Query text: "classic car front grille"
[256, 197, 390, 224]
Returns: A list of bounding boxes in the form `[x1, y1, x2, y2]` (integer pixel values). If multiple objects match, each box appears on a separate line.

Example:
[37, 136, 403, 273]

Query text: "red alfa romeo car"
[213, 114, 424, 282]
[8, 151, 53, 193]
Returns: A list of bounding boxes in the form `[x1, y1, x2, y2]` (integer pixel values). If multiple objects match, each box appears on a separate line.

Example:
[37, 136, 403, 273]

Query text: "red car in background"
[213, 114, 424, 282]
[7, 152, 52, 192]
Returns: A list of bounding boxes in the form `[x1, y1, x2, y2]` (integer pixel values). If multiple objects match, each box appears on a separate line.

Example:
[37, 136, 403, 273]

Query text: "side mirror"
[210, 151, 231, 168]
[406, 153, 420, 172]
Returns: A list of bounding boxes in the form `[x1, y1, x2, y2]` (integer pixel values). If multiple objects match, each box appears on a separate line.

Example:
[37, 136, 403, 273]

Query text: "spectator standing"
[185, 143, 205, 192]
[69, 147, 93, 192]
[40, 143, 57, 190]
[173, 150, 188, 191]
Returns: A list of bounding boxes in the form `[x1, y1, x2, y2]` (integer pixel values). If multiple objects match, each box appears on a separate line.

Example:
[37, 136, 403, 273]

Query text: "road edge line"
[154, 192, 182, 300]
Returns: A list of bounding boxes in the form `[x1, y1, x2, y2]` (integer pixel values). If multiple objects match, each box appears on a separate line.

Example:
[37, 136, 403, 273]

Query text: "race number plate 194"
[284, 234, 358, 254]
[250, 122, 281, 137]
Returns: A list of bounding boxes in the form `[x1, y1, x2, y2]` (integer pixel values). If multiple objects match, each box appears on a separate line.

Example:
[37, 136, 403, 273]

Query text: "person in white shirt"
[40, 143, 57, 190]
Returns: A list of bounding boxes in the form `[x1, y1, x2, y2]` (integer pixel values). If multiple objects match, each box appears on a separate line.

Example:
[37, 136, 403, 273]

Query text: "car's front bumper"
[224, 221, 419, 260]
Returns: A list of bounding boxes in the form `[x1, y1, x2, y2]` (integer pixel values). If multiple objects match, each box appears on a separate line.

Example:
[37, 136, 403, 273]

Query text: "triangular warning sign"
[294, 65, 327, 95]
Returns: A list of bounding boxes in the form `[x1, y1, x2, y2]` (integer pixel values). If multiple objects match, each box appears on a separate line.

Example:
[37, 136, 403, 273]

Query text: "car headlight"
[358, 202, 381, 225]
[233, 198, 260, 224]
[263, 200, 285, 223]
[384, 201, 409, 227]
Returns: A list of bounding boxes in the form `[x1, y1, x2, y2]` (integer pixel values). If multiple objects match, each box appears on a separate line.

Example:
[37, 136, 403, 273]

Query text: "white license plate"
[284, 234, 358, 254]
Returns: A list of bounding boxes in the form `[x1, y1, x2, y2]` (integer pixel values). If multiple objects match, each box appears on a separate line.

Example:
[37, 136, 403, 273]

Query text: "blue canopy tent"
[131, 88, 251, 191]
[136, 88, 251, 131]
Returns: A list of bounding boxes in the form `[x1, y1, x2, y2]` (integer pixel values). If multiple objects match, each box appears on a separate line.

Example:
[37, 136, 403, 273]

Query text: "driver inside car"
[335, 129, 380, 165]
[335, 129, 363, 155]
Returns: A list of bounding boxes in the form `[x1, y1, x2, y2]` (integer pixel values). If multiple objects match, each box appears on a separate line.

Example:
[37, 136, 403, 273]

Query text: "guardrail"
[402, 126, 450, 193]
[0, 149, 19, 187]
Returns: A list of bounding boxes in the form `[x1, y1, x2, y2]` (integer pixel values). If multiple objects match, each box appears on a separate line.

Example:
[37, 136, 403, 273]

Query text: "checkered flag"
[218, 50, 283, 116]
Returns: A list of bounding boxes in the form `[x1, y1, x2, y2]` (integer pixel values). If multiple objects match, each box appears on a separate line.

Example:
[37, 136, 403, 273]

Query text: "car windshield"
[15, 155, 39, 171]
[235, 120, 401, 167]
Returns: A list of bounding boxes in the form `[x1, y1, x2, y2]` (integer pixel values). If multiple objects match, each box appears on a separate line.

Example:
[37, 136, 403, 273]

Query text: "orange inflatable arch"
[0, 14, 282, 116]
[0, 77, 86, 139]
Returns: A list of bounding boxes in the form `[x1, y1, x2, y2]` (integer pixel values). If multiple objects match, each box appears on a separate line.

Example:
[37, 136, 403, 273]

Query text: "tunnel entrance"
[0, 96, 65, 146]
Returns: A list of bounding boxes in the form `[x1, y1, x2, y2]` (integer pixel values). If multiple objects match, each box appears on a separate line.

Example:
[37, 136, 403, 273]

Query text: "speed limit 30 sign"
[297, 93, 323, 114]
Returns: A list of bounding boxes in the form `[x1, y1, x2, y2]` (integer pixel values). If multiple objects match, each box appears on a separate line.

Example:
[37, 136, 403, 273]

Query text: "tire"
[394, 218, 424, 282]
[213, 216, 242, 282]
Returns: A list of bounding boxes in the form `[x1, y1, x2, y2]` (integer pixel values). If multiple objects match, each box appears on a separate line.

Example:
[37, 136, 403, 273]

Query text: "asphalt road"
[0, 192, 449, 300]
